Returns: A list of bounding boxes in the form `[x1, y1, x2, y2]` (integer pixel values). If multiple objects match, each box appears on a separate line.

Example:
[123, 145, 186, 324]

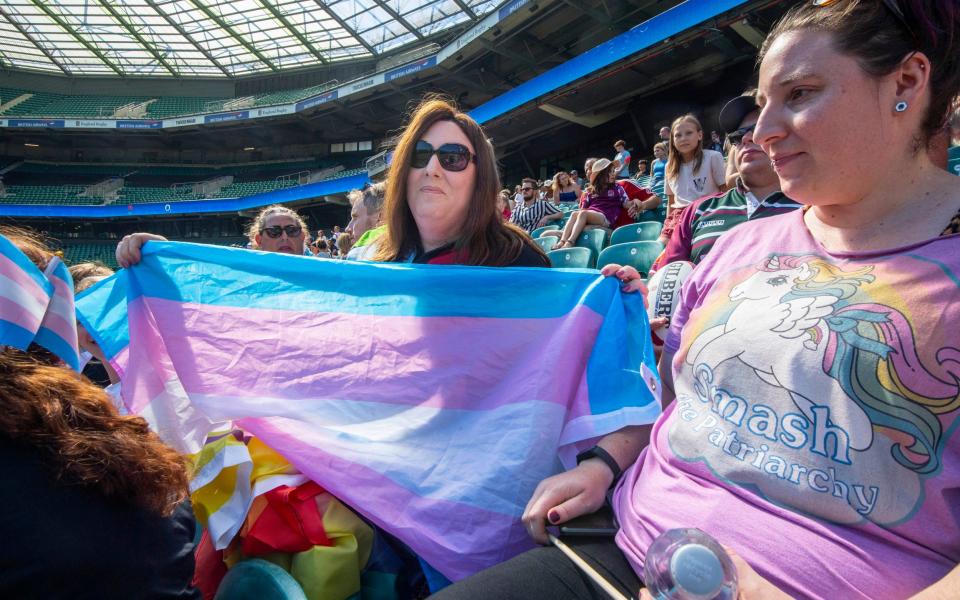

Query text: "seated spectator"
[435, 1, 960, 597]
[116, 205, 310, 267]
[314, 240, 332, 259]
[555, 158, 628, 248]
[510, 177, 563, 235]
[372, 97, 547, 267]
[0, 228, 198, 599]
[707, 130, 723, 152]
[655, 91, 801, 268]
[346, 182, 387, 261]
[635, 159, 649, 179]
[552, 171, 580, 205]
[650, 142, 667, 187]
[497, 189, 513, 220]
[660, 114, 727, 245]
[336, 232, 354, 257]
[570, 169, 584, 189]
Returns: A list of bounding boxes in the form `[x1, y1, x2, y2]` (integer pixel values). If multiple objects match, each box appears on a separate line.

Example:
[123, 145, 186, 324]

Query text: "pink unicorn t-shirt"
[613, 209, 960, 599]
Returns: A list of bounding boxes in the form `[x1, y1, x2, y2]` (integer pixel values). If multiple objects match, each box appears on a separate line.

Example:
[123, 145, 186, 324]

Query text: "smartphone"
[558, 504, 619, 537]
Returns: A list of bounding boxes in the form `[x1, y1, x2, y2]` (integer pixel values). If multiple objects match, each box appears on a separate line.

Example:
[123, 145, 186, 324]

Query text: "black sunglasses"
[813, 0, 914, 39]
[261, 225, 302, 238]
[727, 123, 756, 146]
[411, 140, 476, 172]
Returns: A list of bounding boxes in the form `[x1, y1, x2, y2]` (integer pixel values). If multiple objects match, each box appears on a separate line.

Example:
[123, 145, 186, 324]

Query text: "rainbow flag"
[76, 241, 660, 580]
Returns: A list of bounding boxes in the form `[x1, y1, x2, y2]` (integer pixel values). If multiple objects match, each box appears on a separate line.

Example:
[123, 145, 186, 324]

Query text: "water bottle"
[642, 528, 738, 600]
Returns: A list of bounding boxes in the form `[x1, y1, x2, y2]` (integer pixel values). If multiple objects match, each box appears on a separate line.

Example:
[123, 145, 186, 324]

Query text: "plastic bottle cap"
[669, 543, 723, 597]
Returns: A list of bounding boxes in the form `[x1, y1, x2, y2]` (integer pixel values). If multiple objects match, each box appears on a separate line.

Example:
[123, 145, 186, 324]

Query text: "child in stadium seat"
[555, 158, 629, 249]
[659, 114, 727, 245]
[434, 1, 960, 598]
[0, 228, 198, 599]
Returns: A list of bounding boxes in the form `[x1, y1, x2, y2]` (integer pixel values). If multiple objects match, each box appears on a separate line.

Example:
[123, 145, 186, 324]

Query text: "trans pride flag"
[0, 234, 80, 370]
[76, 241, 661, 580]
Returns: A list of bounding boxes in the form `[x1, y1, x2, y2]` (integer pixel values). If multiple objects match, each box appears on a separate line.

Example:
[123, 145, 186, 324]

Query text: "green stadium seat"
[574, 228, 609, 267]
[534, 237, 558, 252]
[548, 247, 593, 269]
[596, 241, 664, 276]
[213, 559, 307, 600]
[531, 225, 559, 238]
[610, 222, 663, 245]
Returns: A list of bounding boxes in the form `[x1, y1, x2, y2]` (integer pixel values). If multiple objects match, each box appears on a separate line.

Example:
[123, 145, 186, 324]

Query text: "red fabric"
[423, 247, 470, 265]
[612, 180, 655, 229]
[192, 530, 227, 600]
[502, 206, 512, 220]
[241, 481, 332, 556]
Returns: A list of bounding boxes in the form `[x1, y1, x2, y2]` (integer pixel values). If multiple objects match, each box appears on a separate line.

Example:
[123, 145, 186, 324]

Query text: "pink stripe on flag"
[38, 311, 78, 350]
[240, 418, 536, 581]
[0, 295, 43, 332]
[138, 297, 603, 413]
[0, 253, 49, 306]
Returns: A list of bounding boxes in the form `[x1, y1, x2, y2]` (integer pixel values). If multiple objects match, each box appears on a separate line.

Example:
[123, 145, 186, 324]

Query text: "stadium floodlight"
[243, 147, 256, 151]
[24, 143, 40, 148]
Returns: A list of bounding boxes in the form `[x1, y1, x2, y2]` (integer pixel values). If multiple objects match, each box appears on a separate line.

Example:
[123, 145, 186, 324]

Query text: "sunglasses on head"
[813, 0, 914, 39]
[261, 225, 302, 238]
[727, 123, 756, 146]
[411, 140, 476, 172]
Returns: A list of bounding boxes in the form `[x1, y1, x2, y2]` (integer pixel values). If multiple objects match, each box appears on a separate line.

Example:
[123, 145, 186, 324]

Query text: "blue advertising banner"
[295, 90, 338, 112]
[7, 119, 65, 128]
[204, 111, 250, 124]
[116, 120, 162, 129]
[385, 56, 437, 82]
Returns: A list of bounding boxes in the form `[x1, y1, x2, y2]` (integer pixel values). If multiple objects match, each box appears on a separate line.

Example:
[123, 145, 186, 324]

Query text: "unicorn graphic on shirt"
[687, 254, 960, 474]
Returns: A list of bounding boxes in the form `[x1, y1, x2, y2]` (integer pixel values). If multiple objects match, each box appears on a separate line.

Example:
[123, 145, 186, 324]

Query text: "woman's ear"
[894, 51, 932, 112]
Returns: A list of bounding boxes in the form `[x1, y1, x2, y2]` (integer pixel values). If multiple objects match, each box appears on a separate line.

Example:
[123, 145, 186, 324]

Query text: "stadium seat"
[213, 559, 307, 600]
[534, 236, 558, 252]
[531, 225, 559, 238]
[596, 241, 663, 276]
[610, 222, 663, 245]
[574, 228, 609, 267]
[548, 247, 593, 269]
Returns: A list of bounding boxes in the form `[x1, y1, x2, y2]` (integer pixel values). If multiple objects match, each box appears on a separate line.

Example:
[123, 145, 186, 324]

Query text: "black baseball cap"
[719, 92, 760, 135]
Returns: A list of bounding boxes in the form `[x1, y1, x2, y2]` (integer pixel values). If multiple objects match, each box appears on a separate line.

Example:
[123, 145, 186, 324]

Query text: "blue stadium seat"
[213, 559, 307, 600]
[534, 236, 558, 252]
[531, 225, 560, 238]
[574, 228, 609, 267]
[596, 241, 663, 276]
[548, 247, 593, 269]
[610, 222, 663, 246]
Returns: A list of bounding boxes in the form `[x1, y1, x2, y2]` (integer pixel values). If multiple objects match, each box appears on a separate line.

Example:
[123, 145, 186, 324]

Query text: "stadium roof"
[0, 0, 497, 77]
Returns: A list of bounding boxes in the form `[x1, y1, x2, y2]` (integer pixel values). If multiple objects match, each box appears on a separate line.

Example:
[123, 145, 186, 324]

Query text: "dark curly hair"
[0, 227, 189, 516]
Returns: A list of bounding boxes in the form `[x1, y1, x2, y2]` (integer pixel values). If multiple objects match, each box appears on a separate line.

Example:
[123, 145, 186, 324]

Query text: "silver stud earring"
[895, 101, 908, 112]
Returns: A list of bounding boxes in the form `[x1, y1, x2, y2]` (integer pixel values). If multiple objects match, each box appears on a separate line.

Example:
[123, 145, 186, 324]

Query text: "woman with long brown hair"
[372, 96, 547, 267]
[1, 227, 198, 598]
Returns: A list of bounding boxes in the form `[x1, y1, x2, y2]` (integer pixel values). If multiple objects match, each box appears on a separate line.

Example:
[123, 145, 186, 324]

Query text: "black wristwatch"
[576, 445, 622, 488]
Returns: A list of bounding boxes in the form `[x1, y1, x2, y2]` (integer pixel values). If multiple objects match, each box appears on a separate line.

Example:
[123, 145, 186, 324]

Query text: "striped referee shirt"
[510, 199, 561, 233]
[660, 183, 801, 266]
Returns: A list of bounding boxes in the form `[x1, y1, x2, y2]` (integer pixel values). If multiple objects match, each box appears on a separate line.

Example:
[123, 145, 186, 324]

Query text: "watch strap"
[576, 445, 622, 487]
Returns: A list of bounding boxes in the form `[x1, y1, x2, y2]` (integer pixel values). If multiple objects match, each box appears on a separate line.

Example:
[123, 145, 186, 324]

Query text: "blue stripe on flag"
[130, 242, 618, 318]
[0, 320, 39, 350]
[76, 270, 131, 360]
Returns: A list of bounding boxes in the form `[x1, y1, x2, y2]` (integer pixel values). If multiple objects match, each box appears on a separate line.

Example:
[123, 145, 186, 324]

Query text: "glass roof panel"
[0, 0, 496, 77]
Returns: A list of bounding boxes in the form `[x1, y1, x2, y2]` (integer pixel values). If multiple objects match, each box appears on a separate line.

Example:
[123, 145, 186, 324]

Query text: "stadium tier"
[0, 86, 338, 119]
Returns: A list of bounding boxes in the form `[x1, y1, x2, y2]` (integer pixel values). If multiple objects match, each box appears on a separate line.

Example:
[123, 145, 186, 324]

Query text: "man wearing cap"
[655, 91, 801, 268]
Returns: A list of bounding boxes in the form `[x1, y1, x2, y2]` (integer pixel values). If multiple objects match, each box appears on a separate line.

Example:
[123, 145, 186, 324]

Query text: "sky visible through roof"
[0, 0, 499, 77]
